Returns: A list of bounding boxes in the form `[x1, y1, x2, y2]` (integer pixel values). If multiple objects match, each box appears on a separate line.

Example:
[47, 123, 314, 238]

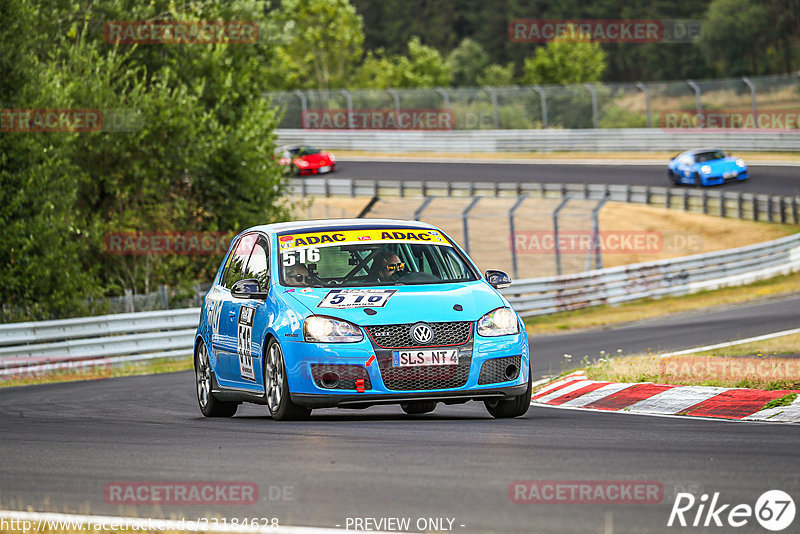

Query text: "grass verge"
[583, 333, 800, 390]
[524, 270, 800, 335]
[0, 357, 193, 389]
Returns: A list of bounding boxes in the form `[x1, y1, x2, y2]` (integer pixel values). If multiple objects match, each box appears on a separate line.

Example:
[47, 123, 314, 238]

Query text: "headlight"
[296, 159, 309, 167]
[477, 307, 519, 337]
[329, 153, 336, 162]
[701, 165, 711, 174]
[736, 158, 745, 167]
[303, 316, 363, 343]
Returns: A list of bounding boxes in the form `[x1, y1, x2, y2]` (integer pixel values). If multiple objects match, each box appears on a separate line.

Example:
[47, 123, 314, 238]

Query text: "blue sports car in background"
[194, 219, 531, 420]
[667, 148, 749, 187]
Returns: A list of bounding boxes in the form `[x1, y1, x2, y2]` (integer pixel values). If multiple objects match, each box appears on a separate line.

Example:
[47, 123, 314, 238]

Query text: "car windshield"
[694, 150, 726, 162]
[289, 146, 320, 156]
[277, 228, 477, 287]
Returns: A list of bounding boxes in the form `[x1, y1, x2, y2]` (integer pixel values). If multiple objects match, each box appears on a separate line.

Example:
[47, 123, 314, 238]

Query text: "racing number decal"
[282, 248, 320, 267]
[237, 306, 256, 382]
[318, 289, 397, 309]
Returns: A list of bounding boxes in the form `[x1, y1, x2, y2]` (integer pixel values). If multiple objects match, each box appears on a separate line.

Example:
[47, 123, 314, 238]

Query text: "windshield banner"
[278, 228, 450, 250]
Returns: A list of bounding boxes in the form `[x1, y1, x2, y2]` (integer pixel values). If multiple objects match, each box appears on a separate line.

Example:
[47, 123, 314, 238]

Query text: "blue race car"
[194, 219, 531, 420]
[667, 148, 749, 187]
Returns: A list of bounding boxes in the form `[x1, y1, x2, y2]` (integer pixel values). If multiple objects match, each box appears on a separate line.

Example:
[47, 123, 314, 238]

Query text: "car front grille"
[478, 355, 521, 385]
[311, 364, 371, 390]
[379, 352, 472, 391]
[366, 321, 472, 348]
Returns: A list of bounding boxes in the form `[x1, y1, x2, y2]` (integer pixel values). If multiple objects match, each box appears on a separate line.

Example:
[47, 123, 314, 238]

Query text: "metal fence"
[270, 73, 800, 131]
[275, 128, 800, 153]
[289, 178, 800, 225]
[3, 233, 798, 375]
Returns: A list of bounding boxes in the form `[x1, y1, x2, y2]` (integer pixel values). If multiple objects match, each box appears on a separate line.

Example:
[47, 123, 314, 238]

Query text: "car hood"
[294, 153, 332, 166]
[695, 157, 741, 171]
[280, 282, 507, 325]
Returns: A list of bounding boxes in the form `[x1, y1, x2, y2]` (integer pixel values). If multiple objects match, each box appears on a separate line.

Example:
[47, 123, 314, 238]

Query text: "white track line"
[657, 327, 800, 358]
[0, 510, 395, 534]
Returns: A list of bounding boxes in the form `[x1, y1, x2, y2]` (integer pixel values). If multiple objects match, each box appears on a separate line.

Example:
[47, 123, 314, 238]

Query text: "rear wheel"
[195, 339, 238, 418]
[400, 401, 437, 415]
[484, 372, 532, 419]
[265, 339, 311, 421]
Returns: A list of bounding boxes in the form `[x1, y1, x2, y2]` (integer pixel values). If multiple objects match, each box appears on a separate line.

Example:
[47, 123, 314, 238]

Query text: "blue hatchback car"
[667, 148, 749, 187]
[194, 219, 531, 420]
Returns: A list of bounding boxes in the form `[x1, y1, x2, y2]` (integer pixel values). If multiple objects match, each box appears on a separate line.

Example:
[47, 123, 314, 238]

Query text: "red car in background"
[276, 145, 336, 175]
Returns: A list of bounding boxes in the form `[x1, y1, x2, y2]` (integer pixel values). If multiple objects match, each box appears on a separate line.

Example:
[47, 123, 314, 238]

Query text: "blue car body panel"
[668, 149, 749, 186]
[193, 219, 530, 410]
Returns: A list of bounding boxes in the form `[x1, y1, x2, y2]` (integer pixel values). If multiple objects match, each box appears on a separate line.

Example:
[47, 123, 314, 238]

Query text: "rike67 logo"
[668, 490, 795, 531]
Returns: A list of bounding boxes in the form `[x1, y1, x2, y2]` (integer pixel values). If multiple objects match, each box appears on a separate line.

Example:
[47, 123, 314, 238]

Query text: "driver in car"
[285, 263, 311, 287]
[372, 251, 405, 282]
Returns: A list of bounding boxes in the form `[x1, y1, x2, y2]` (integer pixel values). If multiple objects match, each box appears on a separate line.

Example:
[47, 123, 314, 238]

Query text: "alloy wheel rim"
[196, 343, 211, 408]
[266, 344, 283, 413]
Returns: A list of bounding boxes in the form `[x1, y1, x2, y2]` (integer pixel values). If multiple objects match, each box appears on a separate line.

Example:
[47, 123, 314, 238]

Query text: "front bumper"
[280, 331, 529, 407]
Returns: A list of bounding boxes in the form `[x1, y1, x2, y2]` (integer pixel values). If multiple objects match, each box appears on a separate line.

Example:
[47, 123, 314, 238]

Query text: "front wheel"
[694, 172, 704, 188]
[195, 339, 238, 417]
[265, 339, 311, 421]
[668, 170, 680, 186]
[484, 372, 532, 419]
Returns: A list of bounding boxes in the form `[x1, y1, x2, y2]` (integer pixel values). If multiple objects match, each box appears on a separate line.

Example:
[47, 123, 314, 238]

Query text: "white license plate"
[318, 165, 331, 173]
[392, 349, 459, 367]
[723, 171, 737, 178]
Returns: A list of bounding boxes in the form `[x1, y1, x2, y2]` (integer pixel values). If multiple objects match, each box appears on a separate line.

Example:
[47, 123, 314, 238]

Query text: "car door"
[229, 234, 271, 392]
[215, 234, 257, 386]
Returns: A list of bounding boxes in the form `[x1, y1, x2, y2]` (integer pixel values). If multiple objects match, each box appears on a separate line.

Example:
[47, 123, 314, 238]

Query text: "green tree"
[354, 37, 452, 88]
[0, 0, 291, 320]
[274, 0, 365, 89]
[702, 0, 772, 75]
[478, 63, 516, 86]
[447, 38, 489, 86]
[522, 35, 607, 85]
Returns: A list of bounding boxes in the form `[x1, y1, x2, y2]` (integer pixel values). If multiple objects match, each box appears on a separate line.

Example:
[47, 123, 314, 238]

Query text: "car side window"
[222, 234, 257, 289]
[243, 236, 270, 290]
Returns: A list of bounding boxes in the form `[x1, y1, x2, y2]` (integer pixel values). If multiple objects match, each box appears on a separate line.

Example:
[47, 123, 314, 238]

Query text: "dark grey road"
[530, 293, 800, 378]
[334, 161, 800, 197]
[1, 296, 798, 533]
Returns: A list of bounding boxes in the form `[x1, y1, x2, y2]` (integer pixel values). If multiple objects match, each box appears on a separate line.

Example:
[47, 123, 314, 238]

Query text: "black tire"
[693, 172, 703, 188]
[400, 401, 437, 415]
[668, 170, 680, 186]
[264, 338, 311, 421]
[195, 339, 238, 418]
[484, 371, 532, 419]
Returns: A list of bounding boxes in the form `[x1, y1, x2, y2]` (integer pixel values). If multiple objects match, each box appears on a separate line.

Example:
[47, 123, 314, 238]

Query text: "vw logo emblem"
[410, 322, 434, 345]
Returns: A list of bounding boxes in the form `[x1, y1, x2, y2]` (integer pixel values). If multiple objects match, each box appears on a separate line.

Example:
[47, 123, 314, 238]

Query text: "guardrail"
[502, 232, 800, 316]
[0, 309, 199, 379]
[2, 232, 799, 372]
[289, 177, 800, 224]
[276, 128, 800, 153]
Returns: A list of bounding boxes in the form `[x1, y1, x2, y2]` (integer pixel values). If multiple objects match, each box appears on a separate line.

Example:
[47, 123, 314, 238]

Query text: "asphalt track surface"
[333, 161, 800, 197]
[1, 296, 798, 533]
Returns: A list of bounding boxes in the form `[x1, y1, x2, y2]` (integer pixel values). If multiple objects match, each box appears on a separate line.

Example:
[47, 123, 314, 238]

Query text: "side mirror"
[484, 269, 511, 289]
[231, 278, 269, 300]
